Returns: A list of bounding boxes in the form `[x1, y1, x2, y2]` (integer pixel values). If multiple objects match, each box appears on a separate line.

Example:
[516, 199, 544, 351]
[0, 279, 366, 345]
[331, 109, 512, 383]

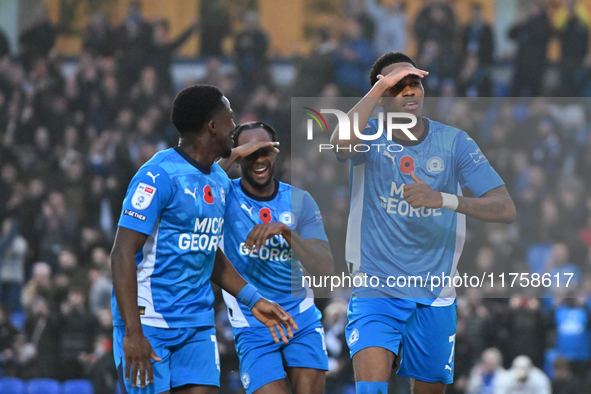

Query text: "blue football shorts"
[114, 324, 221, 394]
[233, 307, 329, 394]
[346, 294, 457, 384]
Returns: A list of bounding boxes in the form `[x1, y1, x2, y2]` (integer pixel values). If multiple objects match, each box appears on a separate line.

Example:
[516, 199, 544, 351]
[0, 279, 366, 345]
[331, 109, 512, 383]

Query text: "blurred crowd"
[0, 0, 591, 393]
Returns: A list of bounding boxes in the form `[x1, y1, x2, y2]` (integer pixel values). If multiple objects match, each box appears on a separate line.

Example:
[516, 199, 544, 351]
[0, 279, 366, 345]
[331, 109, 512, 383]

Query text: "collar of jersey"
[386, 116, 430, 147]
[174, 146, 211, 174]
[240, 178, 280, 202]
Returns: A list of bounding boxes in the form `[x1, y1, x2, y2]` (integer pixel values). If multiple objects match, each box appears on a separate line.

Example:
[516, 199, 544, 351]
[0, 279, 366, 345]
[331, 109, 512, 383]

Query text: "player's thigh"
[113, 325, 172, 394]
[282, 322, 329, 372]
[398, 302, 457, 385]
[346, 297, 412, 381]
[252, 379, 290, 394]
[234, 328, 287, 394]
[282, 322, 328, 394]
[170, 384, 217, 394]
[410, 379, 446, 394]
[286, 367, 326, 394]
[169, 327, 221, 389]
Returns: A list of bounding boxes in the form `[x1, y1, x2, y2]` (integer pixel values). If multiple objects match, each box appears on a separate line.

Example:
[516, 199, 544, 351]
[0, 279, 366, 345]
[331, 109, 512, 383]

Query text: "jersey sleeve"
[295, 192, 329, 242]
[453, 131, 504, 197]
[118, 165, 173, 235]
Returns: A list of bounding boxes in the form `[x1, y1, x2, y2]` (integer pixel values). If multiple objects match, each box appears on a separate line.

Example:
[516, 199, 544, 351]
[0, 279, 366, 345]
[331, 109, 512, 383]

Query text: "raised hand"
[376, 67, 429, 89]
[244, 222, 288, 253]
[403, 171, 443, 209]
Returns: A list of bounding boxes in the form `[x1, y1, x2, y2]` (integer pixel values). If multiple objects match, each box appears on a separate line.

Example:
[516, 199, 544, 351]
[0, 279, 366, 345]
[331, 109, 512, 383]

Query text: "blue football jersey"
[222, 179, 328, 328]
[346, 117, 504, 305]
[112, 147, 230, 328]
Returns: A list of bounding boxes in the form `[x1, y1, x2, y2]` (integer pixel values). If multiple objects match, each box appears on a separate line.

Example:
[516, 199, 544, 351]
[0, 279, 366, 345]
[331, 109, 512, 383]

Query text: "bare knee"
[287, 367, 326, 394]
[352, 347, 396, 382]
[410, 378, 446, 394]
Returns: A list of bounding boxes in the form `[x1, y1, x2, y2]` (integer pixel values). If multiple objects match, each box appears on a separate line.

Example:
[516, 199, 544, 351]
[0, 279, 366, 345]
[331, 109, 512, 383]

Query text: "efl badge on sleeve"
[131, 182, 157, 210]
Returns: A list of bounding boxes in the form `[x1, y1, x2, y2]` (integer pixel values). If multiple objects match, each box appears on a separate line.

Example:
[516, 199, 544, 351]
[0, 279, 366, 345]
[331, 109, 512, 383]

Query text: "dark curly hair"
[369, 52, 417, 87]
[171, 85, 226, 134]
[233, 122, 278, 147]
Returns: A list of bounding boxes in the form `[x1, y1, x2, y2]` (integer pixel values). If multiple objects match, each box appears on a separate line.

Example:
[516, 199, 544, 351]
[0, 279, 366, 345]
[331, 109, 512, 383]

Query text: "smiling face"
[380, 62, 424, 116]
[237, 128, 277, 190]
[213, 96, 236, 158]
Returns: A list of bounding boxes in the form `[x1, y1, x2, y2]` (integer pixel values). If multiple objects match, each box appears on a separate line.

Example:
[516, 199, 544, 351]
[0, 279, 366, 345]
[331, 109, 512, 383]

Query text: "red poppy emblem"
[259, 207, 272, 223]
[203, 185, 214, 204]
[399, 156, 415, 174]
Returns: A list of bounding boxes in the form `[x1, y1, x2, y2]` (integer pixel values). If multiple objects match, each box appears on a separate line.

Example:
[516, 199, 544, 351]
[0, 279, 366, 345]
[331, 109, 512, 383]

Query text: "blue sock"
[356, 381, 388, 394]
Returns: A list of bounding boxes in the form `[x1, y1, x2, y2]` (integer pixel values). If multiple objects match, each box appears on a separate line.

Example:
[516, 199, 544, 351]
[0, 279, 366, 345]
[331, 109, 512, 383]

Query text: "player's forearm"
[330, 82, 387, 160]
[282, 227, 334, 276]
[211, 248, 248, 297]
[111, 248, 143, 334]
[216, 150, 240, 172]
[456, 194, 516, 224]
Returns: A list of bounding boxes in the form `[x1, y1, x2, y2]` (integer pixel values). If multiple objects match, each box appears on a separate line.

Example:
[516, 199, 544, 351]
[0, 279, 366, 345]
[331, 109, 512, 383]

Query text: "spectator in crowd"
[461, 3, 494, 67]
[365, 0, 407, 56]
[457, 3, 494, 97]
[334, 18, 374, 96]
[292, 29, 336, 97]
[0, 28, 9, 59]
[551, 357, 588, 394]
[551, 296, 591, 378]
[35, 192, 78, 269]
[234, 10, 270, 90]
[544, 243, 582, 298]
[22, 297, 59, 379]
[497, 355, 551, 394]
[413, 0, 456, 71]
[113, 1, 153, 91]
[79, 333, 117, 394]
[503, 297, 548, 368]
[18, 4, 56, 72]
[149, 17, 199, 93]
[0, 218, 27, 313]
[508, 1, 552, 96]
[21, 262, 52, 312]
[199, 1, 230, 57]
[57, 288, 98, 380]
[83, 12, 114, 58]
[553, 0, 590, 97]
[466, 347, 509, 394]
[88, 246, 112, 316]
[0, 306, 19, 376]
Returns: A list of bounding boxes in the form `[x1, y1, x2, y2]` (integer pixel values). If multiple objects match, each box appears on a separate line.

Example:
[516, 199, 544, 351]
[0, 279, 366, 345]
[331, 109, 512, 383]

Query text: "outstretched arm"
[216, 140, 279, 172]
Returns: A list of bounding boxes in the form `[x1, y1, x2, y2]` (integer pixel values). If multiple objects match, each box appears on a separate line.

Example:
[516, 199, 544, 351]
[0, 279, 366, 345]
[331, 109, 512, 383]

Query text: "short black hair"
[369, 52, 417, 87]
[171, 85, 226, 134]
[233, 121, 278, 147]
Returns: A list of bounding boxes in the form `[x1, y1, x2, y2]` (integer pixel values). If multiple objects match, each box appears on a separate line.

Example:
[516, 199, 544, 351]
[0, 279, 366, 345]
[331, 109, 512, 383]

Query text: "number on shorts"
[211, 334, 220, 371]
[315, 327, 327, 355]
[448, 333, 456, 364]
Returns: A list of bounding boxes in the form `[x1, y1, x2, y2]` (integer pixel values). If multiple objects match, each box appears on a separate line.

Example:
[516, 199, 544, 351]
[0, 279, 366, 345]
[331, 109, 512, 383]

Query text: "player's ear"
[207, 119, 217, 135]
